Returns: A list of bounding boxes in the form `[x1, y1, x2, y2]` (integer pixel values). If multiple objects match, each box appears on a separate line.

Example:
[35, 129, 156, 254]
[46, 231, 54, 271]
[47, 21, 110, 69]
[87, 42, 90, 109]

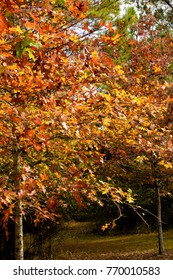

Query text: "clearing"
[25, 222, 173, 260]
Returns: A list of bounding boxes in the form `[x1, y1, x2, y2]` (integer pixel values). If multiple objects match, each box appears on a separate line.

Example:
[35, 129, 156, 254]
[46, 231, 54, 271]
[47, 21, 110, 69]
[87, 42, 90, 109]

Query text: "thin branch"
[163, 0, 173, 10]
[124, 202, 167, 224]
[131, 205, 150, 227]
[111, 199, 124, 221]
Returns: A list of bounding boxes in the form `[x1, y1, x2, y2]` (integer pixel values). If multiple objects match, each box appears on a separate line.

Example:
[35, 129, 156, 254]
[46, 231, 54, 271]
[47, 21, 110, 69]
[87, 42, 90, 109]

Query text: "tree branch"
[163, 0, 173, 10]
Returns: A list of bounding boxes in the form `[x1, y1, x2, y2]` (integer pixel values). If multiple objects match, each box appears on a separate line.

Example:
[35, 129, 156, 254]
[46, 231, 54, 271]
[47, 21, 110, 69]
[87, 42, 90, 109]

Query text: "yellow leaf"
[103, 117, 111, 126]
[92, 50, 99, 60]
[114, 65, 124, 76]
[153, 64, 161, 73]
[158, 160, 172, 169]
[37, 181, 43, 189]
[126, 195, 134, 203]
[76, 104, 87, 111]
[61, 57, 69, 64]
[111, 34, 121, 44]
[104, 94, 112, 102]
[0, 64, 6, 74]
[61, 76, 66, 82]
[8, 64, 18, 70]
[135, 155, 148, 163]
[0, 39, 7, 45]
[69, 35, 79, 43]
[9, 25, 23, 34]
[54, 172, 61, 179]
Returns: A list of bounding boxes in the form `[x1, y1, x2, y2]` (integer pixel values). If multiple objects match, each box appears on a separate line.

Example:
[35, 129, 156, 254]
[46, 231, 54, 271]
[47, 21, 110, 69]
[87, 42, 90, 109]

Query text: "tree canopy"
[0, 0, 173, 259]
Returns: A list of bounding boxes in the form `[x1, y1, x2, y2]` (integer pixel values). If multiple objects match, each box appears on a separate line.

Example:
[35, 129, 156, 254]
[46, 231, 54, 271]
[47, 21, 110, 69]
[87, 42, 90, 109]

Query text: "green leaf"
[24, 48, 35, 60]
[14, 42, 23, 58]
[27, 40, 42, 49]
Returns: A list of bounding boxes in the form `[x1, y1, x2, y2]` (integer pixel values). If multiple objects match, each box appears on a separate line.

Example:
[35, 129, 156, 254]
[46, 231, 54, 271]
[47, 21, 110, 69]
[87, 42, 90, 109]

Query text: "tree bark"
[156, 184, 164, 255]
[14, 199, 24, 260]
[12, 137, 24, 260]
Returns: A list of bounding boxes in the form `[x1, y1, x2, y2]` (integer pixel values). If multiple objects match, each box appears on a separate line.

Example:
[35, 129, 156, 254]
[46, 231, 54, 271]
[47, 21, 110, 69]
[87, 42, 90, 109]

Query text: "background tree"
[129, 0, 173, 29]
[106, 13, 173, 254]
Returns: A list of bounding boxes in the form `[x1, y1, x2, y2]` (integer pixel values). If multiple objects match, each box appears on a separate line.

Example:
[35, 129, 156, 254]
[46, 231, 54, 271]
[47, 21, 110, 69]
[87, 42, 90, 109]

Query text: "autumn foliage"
[0, 0, 126, 233]
[0, 0, 173, 259]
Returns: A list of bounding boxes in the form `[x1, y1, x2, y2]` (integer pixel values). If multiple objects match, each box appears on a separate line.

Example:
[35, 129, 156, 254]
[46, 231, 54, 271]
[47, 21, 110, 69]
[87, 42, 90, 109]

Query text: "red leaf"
[33, 142, 42, 151]
[73, 191, 84, 207]
[33, 117, 42, 125]
[47, 196, 58, 211]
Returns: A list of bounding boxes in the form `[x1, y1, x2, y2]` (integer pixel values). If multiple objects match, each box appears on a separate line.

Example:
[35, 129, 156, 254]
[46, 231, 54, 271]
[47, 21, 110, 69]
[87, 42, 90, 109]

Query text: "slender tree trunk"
[151, 154, 165, 256]
[15, 199, 24, 260]
[156, 184, 164, 255]
[12, 137, 24, 260]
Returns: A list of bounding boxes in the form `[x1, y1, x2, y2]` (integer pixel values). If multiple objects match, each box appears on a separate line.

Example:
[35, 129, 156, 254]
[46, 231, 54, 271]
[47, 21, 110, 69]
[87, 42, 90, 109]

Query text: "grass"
[24, 222, 173, 260]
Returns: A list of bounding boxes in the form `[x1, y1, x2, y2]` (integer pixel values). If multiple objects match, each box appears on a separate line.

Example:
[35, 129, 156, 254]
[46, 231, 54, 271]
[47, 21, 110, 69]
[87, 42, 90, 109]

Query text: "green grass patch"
[24, 222, 173, 260]
[54, 231, 173, 259]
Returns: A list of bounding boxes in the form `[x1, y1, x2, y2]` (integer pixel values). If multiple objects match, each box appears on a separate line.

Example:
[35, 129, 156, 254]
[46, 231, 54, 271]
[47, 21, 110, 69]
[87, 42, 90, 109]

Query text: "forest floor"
[25, 222, 173, 260]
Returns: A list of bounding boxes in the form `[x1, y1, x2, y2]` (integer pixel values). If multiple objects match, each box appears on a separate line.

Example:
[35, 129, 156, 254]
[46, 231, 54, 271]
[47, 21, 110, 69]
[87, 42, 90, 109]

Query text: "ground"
[24, 222, 173, 260]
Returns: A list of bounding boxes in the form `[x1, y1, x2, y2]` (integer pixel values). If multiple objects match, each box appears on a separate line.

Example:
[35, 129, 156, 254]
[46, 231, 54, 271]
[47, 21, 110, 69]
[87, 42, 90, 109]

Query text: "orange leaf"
[0, 13, 8, 36]
[33, 142, 42, 151]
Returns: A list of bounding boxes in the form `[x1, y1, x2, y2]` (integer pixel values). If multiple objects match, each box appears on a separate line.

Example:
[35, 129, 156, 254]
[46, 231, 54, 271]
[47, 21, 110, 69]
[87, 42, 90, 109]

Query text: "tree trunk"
[12, 137, 24, 260]
[15, 199, 24, 260]
[156, 184, 164, 255]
